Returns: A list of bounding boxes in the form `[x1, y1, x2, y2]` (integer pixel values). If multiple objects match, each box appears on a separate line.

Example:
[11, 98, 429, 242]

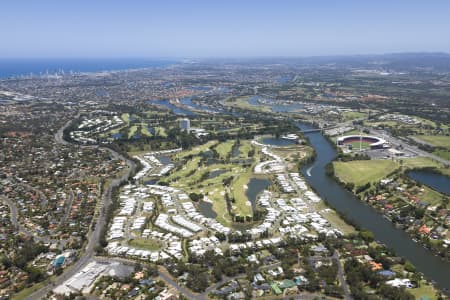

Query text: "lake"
[407, 170, 450, 196]
[246, 178, 271, 211]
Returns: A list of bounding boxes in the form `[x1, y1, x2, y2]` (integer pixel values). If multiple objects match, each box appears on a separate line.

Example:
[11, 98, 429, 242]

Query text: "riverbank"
[298, 123, 450, 293]
[328, 157, 450, 261]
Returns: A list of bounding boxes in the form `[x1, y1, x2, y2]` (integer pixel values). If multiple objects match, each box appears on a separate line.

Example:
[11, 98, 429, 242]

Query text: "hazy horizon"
[2, 0, 450, 58]
[1, 51, 450, 60]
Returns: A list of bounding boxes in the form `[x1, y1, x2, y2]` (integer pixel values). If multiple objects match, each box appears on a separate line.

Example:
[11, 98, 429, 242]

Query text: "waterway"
[157, 155, 172, 165]
[147, 99, 196, 116]
[407, 170, 450, 196]
[180, 97, 223, 114]
[246, 178, 271, 212]
[198, 201, 217, 218]
[298, 123, 450, 292]
[145, 96, 450, 291]
[248, 95, 303, 112]
[232, 144, 240, 157]
[261, 137, 297, 147]
[208, 169, 227, 179]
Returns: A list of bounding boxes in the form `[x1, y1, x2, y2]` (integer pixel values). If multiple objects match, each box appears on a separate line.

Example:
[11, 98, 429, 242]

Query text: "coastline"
[0, 58, 178, 79]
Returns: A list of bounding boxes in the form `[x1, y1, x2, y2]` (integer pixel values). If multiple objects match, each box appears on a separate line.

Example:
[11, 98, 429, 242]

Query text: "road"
[334, 250, 352, 300]
[94, 256, 203, 300]
[25, 116, 137, 300]
[0, 196, 62, 245]
[58, 190, 74, 228]
[54, 113, 80, 146]
[1, 196, 19, 230]
[307, 252, 351, 300]
[25, 114, 350, 299]
[369, 128, 450, 166]
[318, 119, 450, 166]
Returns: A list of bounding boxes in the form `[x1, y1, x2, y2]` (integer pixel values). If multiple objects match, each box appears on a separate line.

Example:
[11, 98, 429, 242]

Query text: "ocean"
[0, 58, 176, 79]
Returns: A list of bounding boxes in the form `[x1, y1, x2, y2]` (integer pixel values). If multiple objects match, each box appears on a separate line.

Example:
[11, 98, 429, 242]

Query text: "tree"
[25, 265, 46, 283]
[189, 192, 203, 202]
[186, 272, 209, 292]
[359, 230, 375, 242]
[404, 261, 416, 273]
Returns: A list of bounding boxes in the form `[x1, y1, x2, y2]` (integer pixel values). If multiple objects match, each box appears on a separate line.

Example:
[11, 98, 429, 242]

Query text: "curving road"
[25, 115, 136, 300]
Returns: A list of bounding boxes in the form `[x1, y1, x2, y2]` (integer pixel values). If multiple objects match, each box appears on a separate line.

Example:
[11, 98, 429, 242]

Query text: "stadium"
[337, 135, 388, 150]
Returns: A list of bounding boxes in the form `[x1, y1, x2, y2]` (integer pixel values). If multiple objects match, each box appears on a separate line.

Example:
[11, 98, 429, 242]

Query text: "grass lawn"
[347, 141, 372, 150]
[171, 163, 236, 226]
[418, 185, 448, 207]
[199, 184, 232, 225]
[342, 111, 366, 121]
[224, 96, 272, 112]
[413, 135, 450, 149]
[230, 169, 254, 217]
[165, 157, 201, 183]
[121, 113, 130, 123]
[333, 160, 399, 187]
[140, 124, 153, 137]
[12, 276, 54, 300]
[401, 157, 450, 176]
[401, 157, 443, 169]
[169, 139, 264, 223]
[175, 141, 217, 159]
[390, 264, 404, 274]
[433, 149, 450, 161]
[128, 125, 138, 139]
[108, 126, 123, 135]
[272, 146, 307, 158]
[128, 238, 162, 251]
[215, 140, 234, 159]
[317, 205, 356, 235]
[236, 140, 253, 158]
[409, 282, 438, 300]
[332, 129, 366, 142]
[167, 142, 242, 226]
[364, 120, 399, 128]
[154, 126, 167, 137]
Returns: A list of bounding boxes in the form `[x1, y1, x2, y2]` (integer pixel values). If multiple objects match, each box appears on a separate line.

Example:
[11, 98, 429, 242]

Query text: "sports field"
[346, 140, 372, 150]
[333, 160, 399, 187]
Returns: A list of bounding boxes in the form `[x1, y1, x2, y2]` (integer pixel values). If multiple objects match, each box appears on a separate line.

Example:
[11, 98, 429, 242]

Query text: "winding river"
[298, 123, 450, 291]
[153, 97, 450, 291]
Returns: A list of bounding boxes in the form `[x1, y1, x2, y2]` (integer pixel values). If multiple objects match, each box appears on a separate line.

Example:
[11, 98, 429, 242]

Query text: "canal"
[298, 123, 450, 291]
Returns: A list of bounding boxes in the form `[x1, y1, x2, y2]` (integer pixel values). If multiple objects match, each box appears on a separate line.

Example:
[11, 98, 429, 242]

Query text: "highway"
[26, 116, 137, 300]
[369, 128, 450, 166]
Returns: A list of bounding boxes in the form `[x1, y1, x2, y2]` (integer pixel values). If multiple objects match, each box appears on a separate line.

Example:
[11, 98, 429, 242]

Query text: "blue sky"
[1, 0, 449, 58]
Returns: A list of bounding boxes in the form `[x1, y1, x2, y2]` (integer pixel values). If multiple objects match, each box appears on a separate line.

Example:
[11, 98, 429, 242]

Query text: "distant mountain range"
[204, 52, 450, 72]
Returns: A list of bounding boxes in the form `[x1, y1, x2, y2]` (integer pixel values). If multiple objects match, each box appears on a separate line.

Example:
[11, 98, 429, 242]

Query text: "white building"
[180, 118, 190, 132]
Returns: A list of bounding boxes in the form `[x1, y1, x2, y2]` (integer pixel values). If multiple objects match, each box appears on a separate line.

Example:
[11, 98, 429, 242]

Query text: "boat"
[281, 134, 298, 140]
